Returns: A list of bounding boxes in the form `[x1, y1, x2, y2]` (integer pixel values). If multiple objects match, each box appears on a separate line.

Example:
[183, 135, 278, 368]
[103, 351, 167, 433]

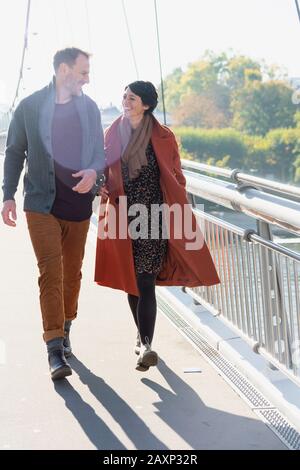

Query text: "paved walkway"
[0, 162, 286, 450]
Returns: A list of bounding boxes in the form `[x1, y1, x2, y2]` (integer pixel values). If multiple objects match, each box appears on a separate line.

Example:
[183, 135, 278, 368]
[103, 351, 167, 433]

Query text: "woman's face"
[122, 87, 149, 119]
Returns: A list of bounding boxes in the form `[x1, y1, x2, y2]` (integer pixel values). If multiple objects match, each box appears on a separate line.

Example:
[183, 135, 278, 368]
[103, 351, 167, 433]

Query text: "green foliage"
[224, 55, 262, 90]
[265, 128, 300, 182]
[232, 81, 296, 135]
[157, 67, 184, 113]
[173, 126, 300, 183]
[159, 51, 297, 135]
[159, 51, 300, 183]
[174, 127, 247, 169]
[242, 134, 270, 173]
[175, 136, 195, 161]
[294, 155, 300, 183]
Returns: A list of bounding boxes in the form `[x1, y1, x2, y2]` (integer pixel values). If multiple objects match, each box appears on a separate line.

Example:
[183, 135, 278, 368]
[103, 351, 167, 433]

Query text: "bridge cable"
[121, 0, 139, 79]
[52, 1, 61, 48]
[84, 0, 99, 105]
[64, 0, 74, 43]
[295, 0, 300, 23]
[10, 0, 31, 113]
[153, 0, 166, 125]
[84, 0, 92, 52]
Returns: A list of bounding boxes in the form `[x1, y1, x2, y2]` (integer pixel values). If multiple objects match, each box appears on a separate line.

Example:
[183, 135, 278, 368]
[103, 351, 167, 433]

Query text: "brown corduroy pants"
[26, 212, 90, 342]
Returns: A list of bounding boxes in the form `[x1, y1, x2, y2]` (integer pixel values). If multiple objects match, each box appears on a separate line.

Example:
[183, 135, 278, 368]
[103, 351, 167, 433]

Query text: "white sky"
[0, 0, 299, 108]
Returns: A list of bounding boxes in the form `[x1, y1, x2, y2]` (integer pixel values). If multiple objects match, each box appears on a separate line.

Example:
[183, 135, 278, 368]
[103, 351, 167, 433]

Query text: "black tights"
[127, 272, 157, 345]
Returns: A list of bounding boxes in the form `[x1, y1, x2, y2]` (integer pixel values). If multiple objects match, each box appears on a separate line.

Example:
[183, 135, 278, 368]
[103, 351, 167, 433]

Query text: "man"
[1, 47, 105, 380]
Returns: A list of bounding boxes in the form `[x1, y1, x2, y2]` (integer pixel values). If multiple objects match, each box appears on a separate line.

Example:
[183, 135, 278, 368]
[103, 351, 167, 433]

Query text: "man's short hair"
[53, 47, 91, 72]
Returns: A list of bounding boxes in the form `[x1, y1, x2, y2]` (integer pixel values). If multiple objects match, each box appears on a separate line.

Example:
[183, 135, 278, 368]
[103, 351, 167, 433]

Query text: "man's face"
[63, 54, 90, 96]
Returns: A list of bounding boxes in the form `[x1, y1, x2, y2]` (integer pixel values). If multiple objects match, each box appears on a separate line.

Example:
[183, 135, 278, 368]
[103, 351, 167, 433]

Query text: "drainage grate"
[157, 293, 300, 450]
[258, 409, 300, 449]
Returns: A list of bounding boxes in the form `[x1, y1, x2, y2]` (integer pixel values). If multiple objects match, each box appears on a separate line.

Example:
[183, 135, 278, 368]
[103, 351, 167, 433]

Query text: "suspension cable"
[52, 1, 60, 48]
[121, 0, 139, 79]
[295, 0, 300, 23]
[10, 0, 31, 112]
[84, 0, 92, 51]
[84, 0, 99, 104]
[153, 0, 166, 125]
[64, 0, 74, 43]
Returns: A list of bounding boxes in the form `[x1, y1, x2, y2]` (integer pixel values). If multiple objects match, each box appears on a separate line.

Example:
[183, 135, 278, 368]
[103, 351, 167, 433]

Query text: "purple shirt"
[51, 100, 93, 221]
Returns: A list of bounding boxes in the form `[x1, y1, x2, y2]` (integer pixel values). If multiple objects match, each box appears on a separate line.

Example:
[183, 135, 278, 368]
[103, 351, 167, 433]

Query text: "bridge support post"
[257, 220, 292, 369]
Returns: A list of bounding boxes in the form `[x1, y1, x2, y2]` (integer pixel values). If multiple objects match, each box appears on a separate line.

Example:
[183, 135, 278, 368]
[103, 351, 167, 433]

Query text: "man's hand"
[72, 169, 97, 194]
[98, 184, 109, 198]
[1, 200, 17, 227]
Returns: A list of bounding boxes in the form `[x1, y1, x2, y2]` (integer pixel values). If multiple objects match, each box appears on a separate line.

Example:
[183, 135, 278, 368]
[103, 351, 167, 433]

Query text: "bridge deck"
[0, 162, 286, 450]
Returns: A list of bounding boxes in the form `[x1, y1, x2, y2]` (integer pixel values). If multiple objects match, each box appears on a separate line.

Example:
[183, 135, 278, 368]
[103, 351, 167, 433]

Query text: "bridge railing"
[182, 159, 300, 386]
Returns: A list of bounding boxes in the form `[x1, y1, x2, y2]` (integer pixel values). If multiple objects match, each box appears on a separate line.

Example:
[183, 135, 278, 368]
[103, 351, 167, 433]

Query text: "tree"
[232, 81, 296, 135]
[172, 93, 228, 128]
[293, 155, 300, 183]
[222, 55, 262, 90]
[159, 52, 297, 137]
[157, 67, 184, 113]
[266, 129, 300, 182]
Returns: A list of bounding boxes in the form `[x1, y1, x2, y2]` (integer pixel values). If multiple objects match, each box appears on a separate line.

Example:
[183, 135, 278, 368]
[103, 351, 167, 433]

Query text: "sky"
[0, 0, 299, 109]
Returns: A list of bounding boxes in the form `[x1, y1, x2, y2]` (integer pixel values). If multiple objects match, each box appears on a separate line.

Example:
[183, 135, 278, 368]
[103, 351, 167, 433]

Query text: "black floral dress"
[122, 141, 168, 275]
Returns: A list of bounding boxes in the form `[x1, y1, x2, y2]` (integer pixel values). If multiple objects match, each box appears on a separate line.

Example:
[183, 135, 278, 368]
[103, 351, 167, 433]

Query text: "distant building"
[100, 105, 172, 129]
[0, 104, 10, 133]
[100, 105, 121, 129]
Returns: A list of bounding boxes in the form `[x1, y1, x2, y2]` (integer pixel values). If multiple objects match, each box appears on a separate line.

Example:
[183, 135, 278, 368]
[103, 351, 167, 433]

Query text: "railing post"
[187, 192, 196, 209]
[256, 220, 292, 368]
[186, 192, 201, 305]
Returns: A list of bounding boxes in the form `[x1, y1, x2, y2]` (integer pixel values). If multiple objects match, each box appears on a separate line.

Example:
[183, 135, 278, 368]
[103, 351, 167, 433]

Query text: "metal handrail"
[181, 159, 300, 199]
[181, 160, 234, 179]
[184, 171, 300, 236]
[249, 233, 300, 262]
[198, 210, 300, 263]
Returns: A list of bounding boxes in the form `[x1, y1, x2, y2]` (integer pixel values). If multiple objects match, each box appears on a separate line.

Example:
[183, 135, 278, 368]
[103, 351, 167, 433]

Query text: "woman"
[95, 81, 220, 372]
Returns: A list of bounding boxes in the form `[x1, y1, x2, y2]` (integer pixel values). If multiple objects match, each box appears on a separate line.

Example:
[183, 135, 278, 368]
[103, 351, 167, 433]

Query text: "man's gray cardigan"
[2, 79, 105, 213]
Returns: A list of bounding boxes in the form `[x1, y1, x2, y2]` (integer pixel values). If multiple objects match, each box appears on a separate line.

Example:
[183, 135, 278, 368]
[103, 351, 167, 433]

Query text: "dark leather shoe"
[48, 349, 72, 381]
[63, 330, 72, 358]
